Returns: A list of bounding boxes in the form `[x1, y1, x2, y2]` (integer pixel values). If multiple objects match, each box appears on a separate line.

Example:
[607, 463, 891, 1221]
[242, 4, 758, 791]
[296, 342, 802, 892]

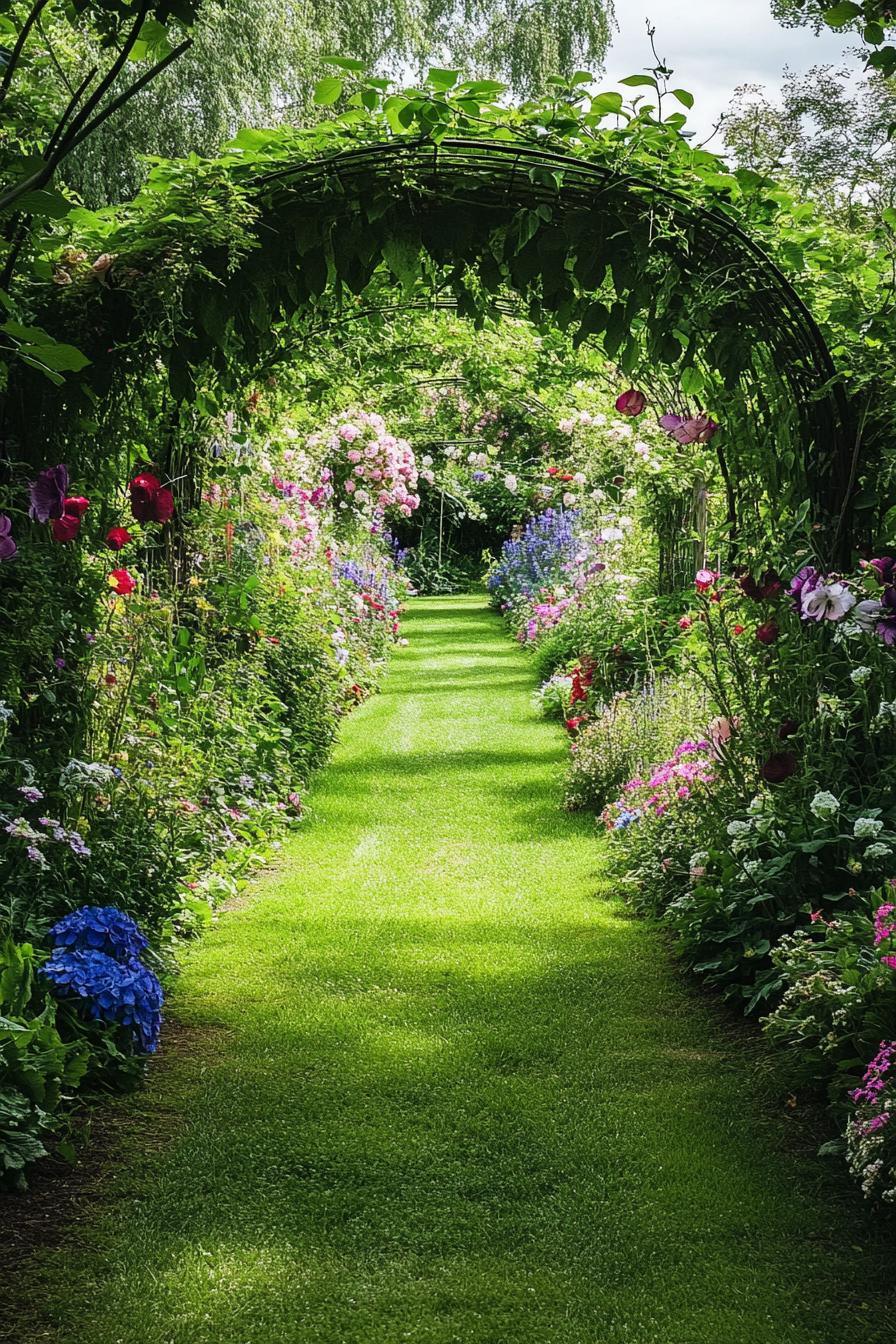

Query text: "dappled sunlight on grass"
[20, 595, 896, 1344]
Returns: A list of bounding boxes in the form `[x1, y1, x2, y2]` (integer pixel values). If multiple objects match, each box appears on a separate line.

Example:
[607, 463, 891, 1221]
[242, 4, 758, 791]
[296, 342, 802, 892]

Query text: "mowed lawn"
[7, 595, 894, 1344]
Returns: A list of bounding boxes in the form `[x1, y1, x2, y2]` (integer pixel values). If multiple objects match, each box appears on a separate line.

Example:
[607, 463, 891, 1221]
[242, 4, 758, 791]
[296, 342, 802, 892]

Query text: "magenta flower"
[28, 464, 68, 522]
[694, 568, 718, 593]
[615, 388, 646, 416]
[659, 414, 719, 444]
[0, 514, 16, 561]
[788, 565, 821, 611]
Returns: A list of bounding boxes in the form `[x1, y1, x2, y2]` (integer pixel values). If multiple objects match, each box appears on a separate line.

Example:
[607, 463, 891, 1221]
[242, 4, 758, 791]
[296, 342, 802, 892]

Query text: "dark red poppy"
[51, 513, 82, 542]
[755, 621, 779, 646]
[761, 751, 797, 784]
[129, 472, 174, 524]
[106, 526, 132, 551]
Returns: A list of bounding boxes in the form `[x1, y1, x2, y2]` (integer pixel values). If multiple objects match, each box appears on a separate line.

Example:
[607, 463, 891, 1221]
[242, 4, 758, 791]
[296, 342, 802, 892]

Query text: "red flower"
[695, 568, 719, 593]
[678, 616, 692, 630]
[739, 568, 783, 601]
[615, 388, 646, 416]
[565, 716, 586, 732]
[546, 466, 560, 477]
[51, 513, 81, 542]
[755, 621, 779, 645]
[106, 526, 132, 551]
[109, 568, 136, 595]
[777, 719, 799, 739]
[761, 751, 797, 784]
[129, 472, 174, 524]
[153, 487, 175, 522]
[105, 673, 117, 685]
[51, 494, 90, 542]
[733, 624, 745, 635]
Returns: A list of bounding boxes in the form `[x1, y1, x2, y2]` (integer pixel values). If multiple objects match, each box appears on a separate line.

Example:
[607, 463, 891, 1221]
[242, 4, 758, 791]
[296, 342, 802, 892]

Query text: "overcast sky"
[603, 1, 862, 142]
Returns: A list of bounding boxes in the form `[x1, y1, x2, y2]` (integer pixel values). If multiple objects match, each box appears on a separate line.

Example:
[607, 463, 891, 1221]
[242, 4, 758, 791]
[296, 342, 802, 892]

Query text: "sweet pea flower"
[659, 413, 719, 444]
[615, 388, 646, 416]
[694, 568, 719, 593]
[106, 526, 132, 551]
[28, 464, 68, 522]
[129, 472, 175, 524]
[51, 496, 89, 542]
[0, 515, 17, 561]
[801, 581, 856, 623]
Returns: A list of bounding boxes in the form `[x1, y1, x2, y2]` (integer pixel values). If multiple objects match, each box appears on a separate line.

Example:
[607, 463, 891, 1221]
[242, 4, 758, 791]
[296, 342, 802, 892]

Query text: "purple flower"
[28, 464, 69, 523]
[0, 514, 16, 561]
[659, 414, 719, 444]
[54, 657, 66, 671]
[788, 565, 821, 612]
[18, 785, 43, 802]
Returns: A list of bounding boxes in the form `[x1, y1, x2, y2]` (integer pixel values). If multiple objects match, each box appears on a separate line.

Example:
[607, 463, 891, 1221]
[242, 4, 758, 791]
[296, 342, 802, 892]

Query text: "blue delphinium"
[488, 508, 583, 603]
[42, 905, 162, 1053]
[49, 905, 148, 960]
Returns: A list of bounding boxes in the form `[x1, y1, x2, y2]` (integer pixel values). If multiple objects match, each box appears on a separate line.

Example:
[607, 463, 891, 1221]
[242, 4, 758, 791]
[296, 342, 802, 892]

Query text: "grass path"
[9, 595, 894, 1343]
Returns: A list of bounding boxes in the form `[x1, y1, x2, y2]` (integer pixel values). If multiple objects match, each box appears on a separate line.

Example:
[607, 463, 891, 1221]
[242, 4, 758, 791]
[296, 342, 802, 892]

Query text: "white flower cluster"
[853, 816, 884, 839]
[809, 790, 840, 821]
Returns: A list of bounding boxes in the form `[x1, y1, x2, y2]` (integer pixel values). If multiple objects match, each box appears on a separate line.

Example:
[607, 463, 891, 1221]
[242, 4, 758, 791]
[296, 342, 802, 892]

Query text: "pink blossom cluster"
[326, 411, 420, 518]
[519, 596, 575, 643]
[603, 739, 715, 829]
[263, 472, 329, 561]
[874, 902, 896, 970]
[849, 1041, 895, 1136]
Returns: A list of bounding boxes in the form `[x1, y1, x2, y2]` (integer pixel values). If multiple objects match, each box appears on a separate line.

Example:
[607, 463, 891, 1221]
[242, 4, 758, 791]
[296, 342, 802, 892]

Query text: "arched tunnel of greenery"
[2, 41, 896, 1344]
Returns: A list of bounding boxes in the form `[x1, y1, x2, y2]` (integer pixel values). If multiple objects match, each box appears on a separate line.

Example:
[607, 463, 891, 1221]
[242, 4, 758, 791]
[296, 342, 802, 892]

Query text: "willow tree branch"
[0, 0, 53, 108]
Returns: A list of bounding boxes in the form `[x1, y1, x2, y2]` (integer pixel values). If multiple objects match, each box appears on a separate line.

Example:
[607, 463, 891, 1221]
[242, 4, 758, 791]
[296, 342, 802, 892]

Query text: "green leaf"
[426, 68, 460, 90]
[670, 88, 694, 109]
[5, 188, 72, 219]
[382, 237, 419, 293]
[619, 74, 657, 88]
[313, 77, 344, 107]
[590, 91, 624, 115]
[21, 342, 90, 373]
[680, 365, 704, 395]
[321, 54, 367, 71]
[822, 2, 861, 25]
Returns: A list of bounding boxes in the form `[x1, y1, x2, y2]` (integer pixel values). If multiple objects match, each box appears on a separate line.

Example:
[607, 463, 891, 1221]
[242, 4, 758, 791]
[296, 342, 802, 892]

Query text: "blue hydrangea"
[50, 905, 148, 960]
[42, 948, 163, 1053]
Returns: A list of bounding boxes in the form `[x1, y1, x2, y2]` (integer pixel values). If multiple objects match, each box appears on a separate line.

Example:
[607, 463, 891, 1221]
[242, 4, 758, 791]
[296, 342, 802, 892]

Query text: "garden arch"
[35, 136, 863, 562]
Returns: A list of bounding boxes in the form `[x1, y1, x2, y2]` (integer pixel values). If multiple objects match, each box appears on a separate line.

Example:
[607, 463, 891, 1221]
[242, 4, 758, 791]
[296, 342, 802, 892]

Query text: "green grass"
[10, 595, 895, 1343]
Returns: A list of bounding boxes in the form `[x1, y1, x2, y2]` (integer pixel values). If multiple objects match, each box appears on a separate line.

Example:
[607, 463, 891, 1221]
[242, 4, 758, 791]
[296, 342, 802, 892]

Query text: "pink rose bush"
[319, 411, 420, 521]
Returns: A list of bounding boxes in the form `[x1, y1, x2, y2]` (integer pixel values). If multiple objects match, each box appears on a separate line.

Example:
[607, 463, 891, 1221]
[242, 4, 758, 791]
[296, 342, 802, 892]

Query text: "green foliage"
[17, 68, 889, 562]
[773, 1, 896, 76]
[725, 65, 896, 227]
[0, 936, 89, 1189]
[564, 676, 708, 812]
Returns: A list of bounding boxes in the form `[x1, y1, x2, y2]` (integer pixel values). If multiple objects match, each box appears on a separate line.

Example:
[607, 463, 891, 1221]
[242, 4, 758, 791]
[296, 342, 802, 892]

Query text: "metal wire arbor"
[24, 135, 863, 562]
